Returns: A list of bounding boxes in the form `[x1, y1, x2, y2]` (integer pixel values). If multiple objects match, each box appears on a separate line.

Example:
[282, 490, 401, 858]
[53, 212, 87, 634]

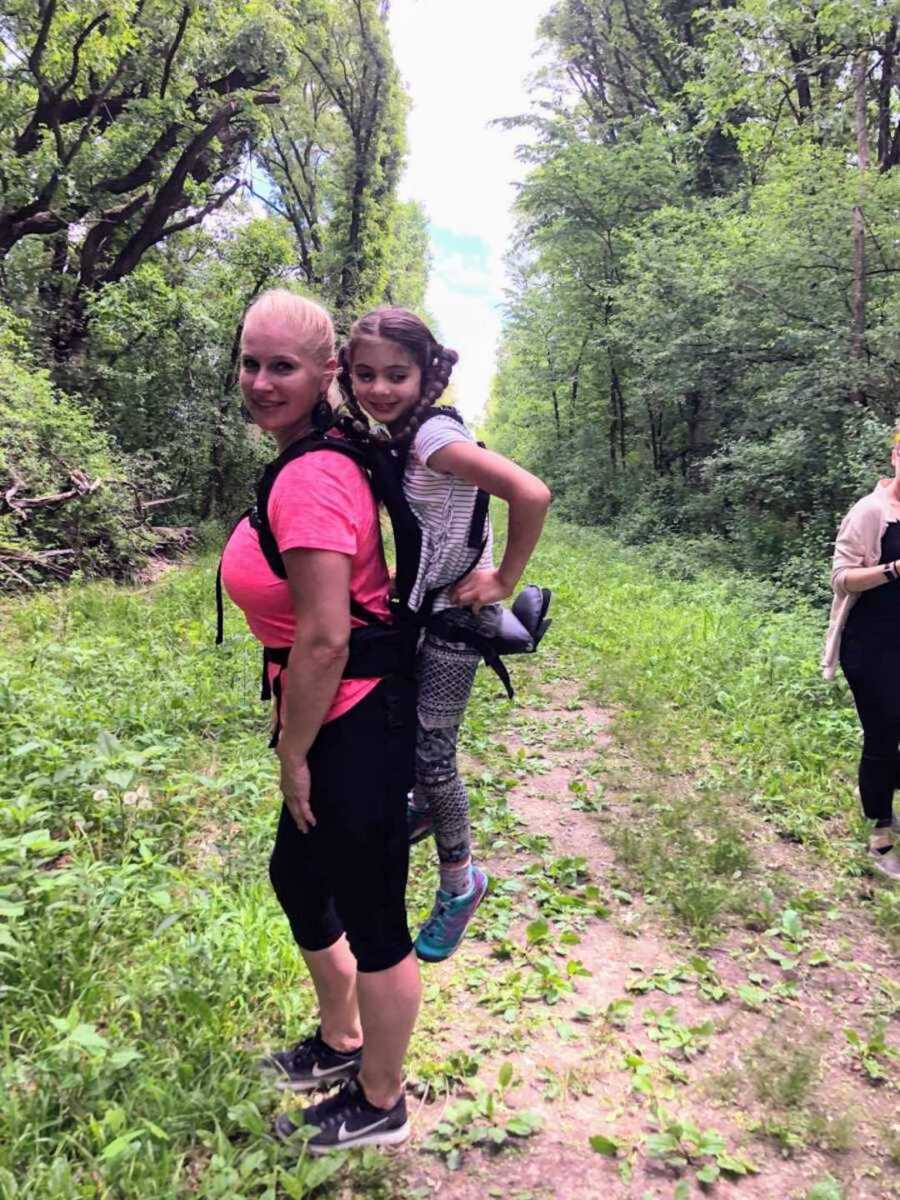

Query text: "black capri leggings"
[268, 675, 416, 972]
[840, 631, 900, 825]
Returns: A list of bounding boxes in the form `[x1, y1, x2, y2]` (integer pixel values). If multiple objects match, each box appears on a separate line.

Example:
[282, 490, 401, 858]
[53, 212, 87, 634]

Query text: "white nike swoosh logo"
[337, 1115, 390, 1142]
[311, 1060, 354, 1078]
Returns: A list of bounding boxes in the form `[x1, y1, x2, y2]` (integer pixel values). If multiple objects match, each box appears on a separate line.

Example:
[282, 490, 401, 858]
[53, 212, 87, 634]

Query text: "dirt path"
[386, 666, 900, 1200]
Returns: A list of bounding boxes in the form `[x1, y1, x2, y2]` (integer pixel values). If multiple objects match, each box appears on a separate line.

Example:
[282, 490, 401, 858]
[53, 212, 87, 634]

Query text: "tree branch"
[56, 11, 109, 102]
[28, 0, 57, 84]
[160, 4, 190, 99]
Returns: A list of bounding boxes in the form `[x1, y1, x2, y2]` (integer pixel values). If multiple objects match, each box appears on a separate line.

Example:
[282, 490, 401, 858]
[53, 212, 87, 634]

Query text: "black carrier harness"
[216, 410, 551, 743]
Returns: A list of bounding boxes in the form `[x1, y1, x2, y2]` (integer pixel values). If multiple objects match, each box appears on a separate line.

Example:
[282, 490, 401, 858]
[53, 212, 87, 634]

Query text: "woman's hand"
[450, 568, 514, 613]
[277, 742, 316, 833]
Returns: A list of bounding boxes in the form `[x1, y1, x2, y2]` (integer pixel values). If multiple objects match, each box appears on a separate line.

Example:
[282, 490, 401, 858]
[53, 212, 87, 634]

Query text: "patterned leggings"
[413, 605, 501, 866]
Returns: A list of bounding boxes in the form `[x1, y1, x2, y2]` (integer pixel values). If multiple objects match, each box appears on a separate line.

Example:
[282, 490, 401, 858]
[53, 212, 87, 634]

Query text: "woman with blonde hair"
[220, 288, 419, 1151]
[824, 425, 900, 879]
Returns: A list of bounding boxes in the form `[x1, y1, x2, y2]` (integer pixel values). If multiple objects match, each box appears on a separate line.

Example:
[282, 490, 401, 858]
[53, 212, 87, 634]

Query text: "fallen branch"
[2, 470, 182, 519]
[0, 544, 77, 585]
[4, 469, 102, 516]
[0, 467, 193, 586]
[0, 546, 77, 559]
[139, 494, 188, 510]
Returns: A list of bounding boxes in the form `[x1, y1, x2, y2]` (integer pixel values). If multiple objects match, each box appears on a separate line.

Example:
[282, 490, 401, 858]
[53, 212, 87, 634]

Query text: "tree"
[0, 0, 430, 571]
[86, 212, 296, 520]
[0, 0, 286, 361]
[488, 0, 900, 588]
[254, 0, 407, 324]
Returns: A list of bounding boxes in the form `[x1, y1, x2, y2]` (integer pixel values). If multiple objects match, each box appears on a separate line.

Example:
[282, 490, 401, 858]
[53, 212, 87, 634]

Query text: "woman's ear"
[321, 356, 338, 391]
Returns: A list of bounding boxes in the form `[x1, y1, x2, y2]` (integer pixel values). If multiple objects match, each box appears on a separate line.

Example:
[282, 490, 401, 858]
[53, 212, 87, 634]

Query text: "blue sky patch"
[431, 226, 498, 302]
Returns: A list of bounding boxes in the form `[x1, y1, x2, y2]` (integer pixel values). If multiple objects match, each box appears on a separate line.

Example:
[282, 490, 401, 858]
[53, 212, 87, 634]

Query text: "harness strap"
[479, 644, 514, 700]
[215, 560, 225, 646]
[424, 614, 515, 700]
[217, 507, 252, 647]
[269, 669, 284, 749]
[468, 486, 490, 551]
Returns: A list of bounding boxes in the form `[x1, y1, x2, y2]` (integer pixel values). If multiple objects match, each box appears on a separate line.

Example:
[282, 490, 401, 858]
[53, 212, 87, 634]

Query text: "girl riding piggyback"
[338, 307, 551, 962]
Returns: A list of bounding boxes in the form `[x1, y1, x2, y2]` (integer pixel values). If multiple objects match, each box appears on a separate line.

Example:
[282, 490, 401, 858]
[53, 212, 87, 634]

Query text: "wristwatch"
[884, 561, 898, 582]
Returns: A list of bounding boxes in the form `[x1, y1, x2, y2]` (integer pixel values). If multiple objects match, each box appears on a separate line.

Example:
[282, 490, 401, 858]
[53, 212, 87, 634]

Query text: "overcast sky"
[388, 0, 552, 418]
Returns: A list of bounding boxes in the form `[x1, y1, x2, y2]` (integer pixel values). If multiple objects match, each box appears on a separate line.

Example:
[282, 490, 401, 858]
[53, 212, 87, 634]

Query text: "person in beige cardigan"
[823, 432, 900, 879]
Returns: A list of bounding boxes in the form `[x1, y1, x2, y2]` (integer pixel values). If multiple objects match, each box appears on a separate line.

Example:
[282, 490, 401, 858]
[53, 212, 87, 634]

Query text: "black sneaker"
[263, 1027, 362, 1092]
[275, 1077, 409, 1154]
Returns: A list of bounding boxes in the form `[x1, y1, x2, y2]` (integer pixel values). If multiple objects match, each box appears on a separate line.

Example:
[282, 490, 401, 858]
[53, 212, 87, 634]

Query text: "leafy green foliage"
[422, 1088, 543, 1170]
[488, 0, 900, 593]
[844, 1021, 899, 1083]
[0, 0, 430, 566]
[589, 1107, 757, 1191]
[0, 305, 150, 584]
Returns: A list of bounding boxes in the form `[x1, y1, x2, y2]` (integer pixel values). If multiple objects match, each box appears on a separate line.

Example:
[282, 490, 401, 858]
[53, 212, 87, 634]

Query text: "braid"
[423, 344, 459, 405]
[390, 395, 434, 447]
[335, 344, 374, 441]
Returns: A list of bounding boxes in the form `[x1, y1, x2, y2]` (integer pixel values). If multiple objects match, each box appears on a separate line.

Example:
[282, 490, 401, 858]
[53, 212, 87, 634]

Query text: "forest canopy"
[3, 0, 899, 595]
[486, 0, 900, 594]
[0, 0, 428, 585]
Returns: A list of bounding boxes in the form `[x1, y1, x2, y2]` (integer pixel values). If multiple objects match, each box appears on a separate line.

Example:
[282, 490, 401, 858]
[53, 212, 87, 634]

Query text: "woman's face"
[240, 315, 335, 440]
[350, 336, 423, 432]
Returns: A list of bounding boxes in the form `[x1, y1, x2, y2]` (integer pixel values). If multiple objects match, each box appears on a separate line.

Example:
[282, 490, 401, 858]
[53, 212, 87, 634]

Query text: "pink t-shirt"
[221, 449, 391, 723]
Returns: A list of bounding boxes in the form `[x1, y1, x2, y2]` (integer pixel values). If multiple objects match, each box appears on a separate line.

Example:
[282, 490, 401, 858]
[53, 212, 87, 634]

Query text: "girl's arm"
[278, 547, 351, 831]
[426, 442, 551, 611]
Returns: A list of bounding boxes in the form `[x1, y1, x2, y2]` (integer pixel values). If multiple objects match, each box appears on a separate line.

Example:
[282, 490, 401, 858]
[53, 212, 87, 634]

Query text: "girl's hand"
[277, 744, 316, 833]
[450, 568, 514, 613]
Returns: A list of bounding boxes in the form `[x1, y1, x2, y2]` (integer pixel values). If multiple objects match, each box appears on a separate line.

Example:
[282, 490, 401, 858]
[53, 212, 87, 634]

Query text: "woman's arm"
[278, 547, 351, 831]
[840, 563, 900, 594]
[426, 441, 551, 611]
[831, 504, 890, 595]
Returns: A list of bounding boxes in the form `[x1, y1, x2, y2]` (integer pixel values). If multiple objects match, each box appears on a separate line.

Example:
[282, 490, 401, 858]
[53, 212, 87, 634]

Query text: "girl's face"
[350, 336, 423, 431]
[240, 314, 335, 442]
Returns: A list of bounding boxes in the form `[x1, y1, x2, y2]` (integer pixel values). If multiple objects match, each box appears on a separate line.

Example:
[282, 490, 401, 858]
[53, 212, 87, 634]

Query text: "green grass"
[0, 518, 892, 1197]
[531, 523, 895, 939]
[0, 562, 406, 1198]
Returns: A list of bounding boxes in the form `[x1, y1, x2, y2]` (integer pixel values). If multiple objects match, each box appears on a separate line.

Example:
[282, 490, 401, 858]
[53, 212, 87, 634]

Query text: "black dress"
[839, 520, 900, 824]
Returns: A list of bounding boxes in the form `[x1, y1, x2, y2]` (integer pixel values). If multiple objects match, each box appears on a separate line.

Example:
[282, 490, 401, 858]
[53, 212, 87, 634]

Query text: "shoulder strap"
[360, 441, 423, 613]
[418, 404, 465, 428]
[216, 507, 252, 645]
[413, 406, 490, 556]
[251, 433, 369, 582]
[251, 432, 416, 626]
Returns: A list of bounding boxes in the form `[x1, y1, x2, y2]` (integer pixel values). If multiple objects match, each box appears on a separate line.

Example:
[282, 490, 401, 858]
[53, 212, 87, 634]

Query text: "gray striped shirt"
[405, 414, 493, 613]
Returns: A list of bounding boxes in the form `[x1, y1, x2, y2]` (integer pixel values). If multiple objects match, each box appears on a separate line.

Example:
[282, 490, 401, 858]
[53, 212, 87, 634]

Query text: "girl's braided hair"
[337, 307, 459, 445]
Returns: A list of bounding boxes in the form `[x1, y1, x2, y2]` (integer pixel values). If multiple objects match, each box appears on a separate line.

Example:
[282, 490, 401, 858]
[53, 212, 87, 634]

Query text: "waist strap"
[424, 613, 515, 700]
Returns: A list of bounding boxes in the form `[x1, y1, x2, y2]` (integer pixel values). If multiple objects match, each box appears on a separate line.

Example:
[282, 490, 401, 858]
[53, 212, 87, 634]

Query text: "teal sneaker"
[414, 867, 489, 963]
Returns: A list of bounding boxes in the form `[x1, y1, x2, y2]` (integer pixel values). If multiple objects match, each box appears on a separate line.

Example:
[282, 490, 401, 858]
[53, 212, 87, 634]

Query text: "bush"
[0, 307, 152, 587]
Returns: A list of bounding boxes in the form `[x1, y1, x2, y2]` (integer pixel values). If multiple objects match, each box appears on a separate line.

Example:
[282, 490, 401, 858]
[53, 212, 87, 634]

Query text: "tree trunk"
[850, 50, 869, 405]
[682, 388, 703, 474]
[610, 361, 626, 464]
[876, 19, 897, 171]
